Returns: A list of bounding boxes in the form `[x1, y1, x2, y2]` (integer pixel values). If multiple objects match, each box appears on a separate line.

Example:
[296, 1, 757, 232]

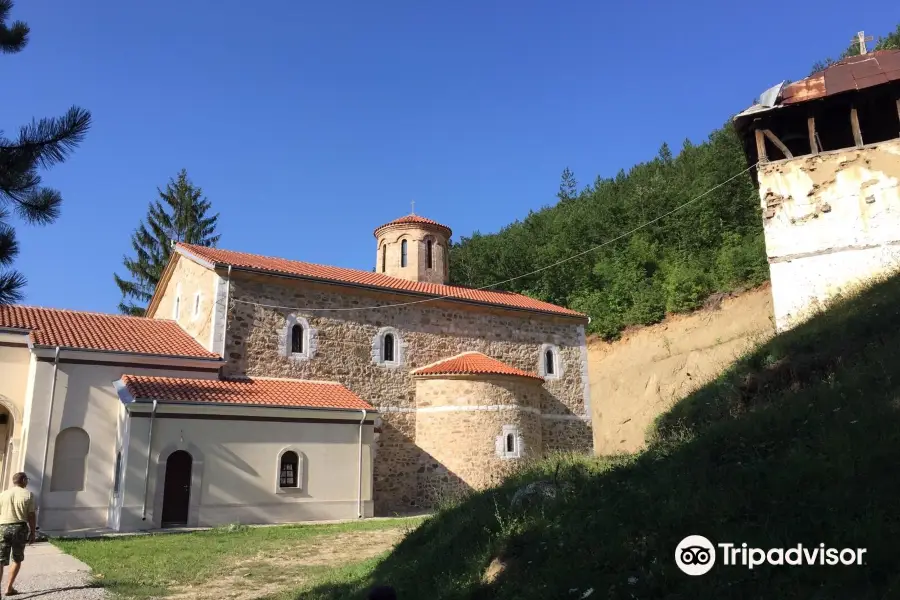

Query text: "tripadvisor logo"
[675, 535, 867, 576]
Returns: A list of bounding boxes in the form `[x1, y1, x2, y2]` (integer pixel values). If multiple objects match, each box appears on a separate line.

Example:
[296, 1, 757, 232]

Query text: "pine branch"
[0, 0, 28, 54]
[8, 106, 91, 170]
[13, 187, 61, 225]
[0, 269, 25, 304]
[0, 219, 17, 267]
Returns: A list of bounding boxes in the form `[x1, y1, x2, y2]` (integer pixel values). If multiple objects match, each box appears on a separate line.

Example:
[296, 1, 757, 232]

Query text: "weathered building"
[733, 49, 900, 331]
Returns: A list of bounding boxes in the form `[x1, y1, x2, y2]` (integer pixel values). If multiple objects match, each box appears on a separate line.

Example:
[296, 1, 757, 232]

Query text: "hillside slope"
[298, 273, 900, 599]
[590, 284, 775, 454]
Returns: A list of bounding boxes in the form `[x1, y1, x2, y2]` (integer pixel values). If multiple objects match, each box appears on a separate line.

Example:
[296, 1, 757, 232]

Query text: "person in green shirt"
[0, 473, 36, 596]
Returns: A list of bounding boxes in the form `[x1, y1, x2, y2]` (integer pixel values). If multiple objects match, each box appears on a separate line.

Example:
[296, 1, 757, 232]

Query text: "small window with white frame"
[538, 343, 562, 380]
[372, 327, 403, 367]
[496, 425, 523, 459]
[173, 283, 182, 320]
[276, 448, 304, 492]
[281, 314, 316, 361]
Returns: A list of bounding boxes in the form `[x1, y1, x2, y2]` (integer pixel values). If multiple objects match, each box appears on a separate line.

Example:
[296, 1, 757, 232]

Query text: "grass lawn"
[53, 517, 424, 599]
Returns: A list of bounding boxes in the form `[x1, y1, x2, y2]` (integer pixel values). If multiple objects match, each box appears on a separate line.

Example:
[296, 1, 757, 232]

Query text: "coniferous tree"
[114, 169, 220, 316]
[0, 0, 92, 304]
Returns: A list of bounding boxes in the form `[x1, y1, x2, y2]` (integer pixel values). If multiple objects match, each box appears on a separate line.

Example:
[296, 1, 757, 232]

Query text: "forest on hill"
[449, 126, 767, 339]
[449, 25, 900, 339]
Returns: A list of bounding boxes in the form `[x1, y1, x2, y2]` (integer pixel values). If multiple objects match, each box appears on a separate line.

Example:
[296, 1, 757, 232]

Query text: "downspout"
[356, 409, 367, 518]
[35, 346, 61, 528]
[141, 400, 158, 521]
[221, 265, 232, 358]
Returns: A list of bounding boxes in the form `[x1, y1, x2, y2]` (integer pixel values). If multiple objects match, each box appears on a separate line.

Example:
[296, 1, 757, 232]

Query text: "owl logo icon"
[675, 535, 716, 575]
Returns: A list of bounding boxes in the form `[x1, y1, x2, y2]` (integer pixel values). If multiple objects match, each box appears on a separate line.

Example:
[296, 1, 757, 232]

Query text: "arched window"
[497, 425, 522, 459]
[282, 315, 316, 360]
[279, 451, 299, 488]
[381, 244, 386, 272]
[506, 433, 515, 453]
[400, 240, 408, 267]
[383, 333, 395, 362]
[426, 239, 434, 269]
[173, 295, 180, 320]
[291, 324, 304, 354]
[539, 344, 562, 380]
[51, 427, 90, 492]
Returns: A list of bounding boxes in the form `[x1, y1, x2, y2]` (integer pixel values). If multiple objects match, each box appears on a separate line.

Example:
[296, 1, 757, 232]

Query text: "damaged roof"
[735, 49, 900, 121]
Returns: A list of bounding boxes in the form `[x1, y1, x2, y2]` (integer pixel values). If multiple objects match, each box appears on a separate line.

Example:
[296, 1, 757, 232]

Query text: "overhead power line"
[234, 162, 760, 314]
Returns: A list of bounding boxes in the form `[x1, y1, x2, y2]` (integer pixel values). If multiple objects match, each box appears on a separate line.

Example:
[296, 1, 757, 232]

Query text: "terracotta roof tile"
[373, 214, 452, 237]
[411, 351, 543, 381]
[120, 375, 374, 411]
[0, 305, 219, 359]
[177, 243, 585, 319]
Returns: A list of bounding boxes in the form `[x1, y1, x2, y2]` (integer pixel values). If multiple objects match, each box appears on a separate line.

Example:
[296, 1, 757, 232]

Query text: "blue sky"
[5, 0, 893, 312]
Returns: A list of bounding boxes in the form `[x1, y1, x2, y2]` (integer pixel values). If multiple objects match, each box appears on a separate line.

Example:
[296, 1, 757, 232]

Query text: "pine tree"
[557, 167, 578, 202]
[114, 169, 220, 316]
[0, 0, 91, 304]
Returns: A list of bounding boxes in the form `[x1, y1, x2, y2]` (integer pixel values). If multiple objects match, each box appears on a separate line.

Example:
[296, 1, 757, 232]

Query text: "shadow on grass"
[297, 274, 900, 599]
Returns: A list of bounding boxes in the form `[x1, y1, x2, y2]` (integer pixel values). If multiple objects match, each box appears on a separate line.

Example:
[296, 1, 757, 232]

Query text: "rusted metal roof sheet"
[781, 50, 900, 105]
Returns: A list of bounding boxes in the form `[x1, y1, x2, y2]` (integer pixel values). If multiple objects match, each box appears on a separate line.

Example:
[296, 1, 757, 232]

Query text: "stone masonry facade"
[219, 273, 591, 514]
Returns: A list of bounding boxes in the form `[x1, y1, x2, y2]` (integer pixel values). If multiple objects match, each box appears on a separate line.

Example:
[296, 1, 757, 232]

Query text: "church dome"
[373, 214, 452, 238]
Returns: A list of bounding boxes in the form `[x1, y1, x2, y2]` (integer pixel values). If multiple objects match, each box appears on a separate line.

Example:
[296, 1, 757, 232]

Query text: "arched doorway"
[0, 404, 15, 490]
[161, 450, 192, 527]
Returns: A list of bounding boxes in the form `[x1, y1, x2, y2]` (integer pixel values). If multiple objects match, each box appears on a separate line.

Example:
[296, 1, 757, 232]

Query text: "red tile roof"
[0, 305, 219, 359]
[177, 243, 585, 319]
[411, 351, 544, 381]
[782, 50, 900, 105]
[374, 214, 452, 237]
[119, 375, 374, 411]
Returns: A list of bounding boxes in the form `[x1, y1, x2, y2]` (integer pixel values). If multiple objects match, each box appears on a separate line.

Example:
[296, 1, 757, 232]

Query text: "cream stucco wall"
[0, 339, 31, 489]
[151, 254, 221, 350]
[758, 139, 900, 331]
[21, 358, 219, 531]
[118, 408, 374, 531]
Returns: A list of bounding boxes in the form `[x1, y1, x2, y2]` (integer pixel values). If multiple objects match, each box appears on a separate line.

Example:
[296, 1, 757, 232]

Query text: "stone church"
[0, 212, 592, 532]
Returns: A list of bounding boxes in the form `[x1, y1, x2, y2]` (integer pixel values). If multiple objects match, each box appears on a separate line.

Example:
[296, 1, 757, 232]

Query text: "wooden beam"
[851, 108, 863, 148]
[807, 117, 818, 154]
[763, 129, 793, 159]
[755, 129, 768, 163]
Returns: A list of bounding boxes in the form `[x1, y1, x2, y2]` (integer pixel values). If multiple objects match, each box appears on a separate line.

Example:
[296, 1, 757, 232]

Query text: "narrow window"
[381, 244, 386, 272]
[545, 349, 555, 375]
[280, 451, 299, 488]
[291, 324, 304, 354]
[383, 333, 395, 362]
[174, 295, 180, 320]
[400, 240, 408, 268]
[506, 433, 515, 453]
[426, 240, 434, 269]
[193, 292, 201, 318]
[113, 450, 123, 494]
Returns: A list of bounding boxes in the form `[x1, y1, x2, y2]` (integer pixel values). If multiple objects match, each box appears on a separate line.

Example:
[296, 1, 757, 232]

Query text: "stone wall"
[151, 254, 220, 350]
[376, 222, 450, 284]
[414, 376, 543, 502]
[221, 272, 592, 513]
[758, 140, 900, 331]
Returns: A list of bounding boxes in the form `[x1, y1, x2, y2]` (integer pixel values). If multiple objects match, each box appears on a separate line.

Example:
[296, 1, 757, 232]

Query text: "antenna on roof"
[411, 199, 415, 215]
[854, 30, 874, 55]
